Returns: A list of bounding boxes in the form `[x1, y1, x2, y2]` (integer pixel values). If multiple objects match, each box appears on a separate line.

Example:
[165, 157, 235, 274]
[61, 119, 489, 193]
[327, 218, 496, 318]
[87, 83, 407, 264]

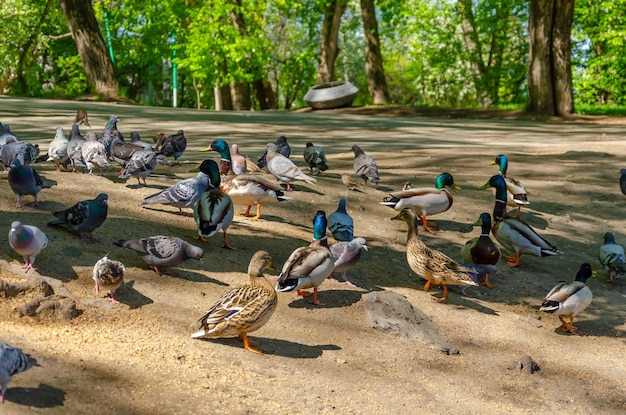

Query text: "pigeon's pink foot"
[23, 263, 35, 273]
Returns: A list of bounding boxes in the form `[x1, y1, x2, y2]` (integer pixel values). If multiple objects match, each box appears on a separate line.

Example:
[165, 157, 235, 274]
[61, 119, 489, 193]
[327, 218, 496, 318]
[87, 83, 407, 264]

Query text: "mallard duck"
[382, 172, 461, 235]
[598, 232, 626, 283]
[276, 210, 335, 306]
[265, 143, 317, 191]
[191, 250, 278, 354]
[479, 175, 558, 267]
[461, 212, 500, 288]
[540, 263, 594, 335]
[327, 199, 354, 242]
[193, 160, 235, 249]
[204, 139, 291, 220]
[490, 154, 529, 218]
[392, 209, 477, 302]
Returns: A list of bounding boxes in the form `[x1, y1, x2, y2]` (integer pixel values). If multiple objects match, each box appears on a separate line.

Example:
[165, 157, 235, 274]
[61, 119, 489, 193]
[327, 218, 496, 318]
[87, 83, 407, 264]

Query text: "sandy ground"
[0, 97, 625, 414]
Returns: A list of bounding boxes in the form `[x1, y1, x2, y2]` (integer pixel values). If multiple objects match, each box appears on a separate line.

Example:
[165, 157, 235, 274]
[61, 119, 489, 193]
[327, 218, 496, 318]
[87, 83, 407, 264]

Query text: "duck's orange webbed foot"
[504, 252, 521, 267]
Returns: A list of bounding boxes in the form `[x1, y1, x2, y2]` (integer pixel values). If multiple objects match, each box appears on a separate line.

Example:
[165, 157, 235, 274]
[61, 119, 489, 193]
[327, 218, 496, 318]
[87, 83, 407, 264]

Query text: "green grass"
[575, 103, 626, 116]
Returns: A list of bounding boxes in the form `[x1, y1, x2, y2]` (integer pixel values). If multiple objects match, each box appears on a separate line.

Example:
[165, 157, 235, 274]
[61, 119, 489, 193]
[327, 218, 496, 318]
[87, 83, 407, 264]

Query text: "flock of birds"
[0, 110, 624, 400]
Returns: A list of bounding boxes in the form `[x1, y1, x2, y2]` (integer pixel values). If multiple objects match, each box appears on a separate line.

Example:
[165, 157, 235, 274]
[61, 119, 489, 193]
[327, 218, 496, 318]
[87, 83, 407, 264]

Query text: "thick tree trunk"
[317, 0, 347, 84]
[527, 0, 574, 116]
[231, 82, 251, 110]
[60, 0, 118, 99]
[360, 0, 390, 104]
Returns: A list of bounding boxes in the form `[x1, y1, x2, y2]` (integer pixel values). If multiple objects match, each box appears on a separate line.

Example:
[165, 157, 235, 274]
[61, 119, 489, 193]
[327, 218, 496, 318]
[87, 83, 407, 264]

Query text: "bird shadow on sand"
[200, 337, 341, 358]
[140, 205, 193, 217]
[116, 280, 154, 309]
[287, 184, 325, 195]
[285, 289, 364, 309]
[5, 383, 66, 408]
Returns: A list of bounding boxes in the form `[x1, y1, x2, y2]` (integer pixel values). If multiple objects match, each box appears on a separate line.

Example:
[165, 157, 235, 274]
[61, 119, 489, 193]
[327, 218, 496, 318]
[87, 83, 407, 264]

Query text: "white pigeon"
[265, 143, 316, 191]
[46, 126, 69, 171]
[0, 343, 38, 403]
[92, 254, 126, 303]
[81, 132, 110, 175]
[8, 221, 49, 273]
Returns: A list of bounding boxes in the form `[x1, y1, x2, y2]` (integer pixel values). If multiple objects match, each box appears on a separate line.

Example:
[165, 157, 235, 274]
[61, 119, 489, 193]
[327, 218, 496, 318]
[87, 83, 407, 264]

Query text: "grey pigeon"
[303, 142, 328, 175]
[81, 132, 110, 175]
[329, 237, 367, 286]
[141, 160, 218, 213]
[8, 158, 47, 207]
[47, 193, 108, 242]
[257, 135, 290, 169]
[46, 127, 69, 171]
[459, 263, 498, 296]
[598, 232, 626, 283]
[114, 235, 204, 276]
[97, 115, 122, 155]
[67, 124, 86, 172]
[92, 254, 126, 303]
[351, 144, 380, 185]
[156, 130, 187, 162]
[118, 149, 157, 186]
[0, 343, 38, 403]
[1, 138, 39, 170]
[327, 199, 354, 242]
[129, 132, 153, 151]
[74, 108, 90, 127]
[8, 221, 49, 273]
[0, 123, 19, 145]
[110, 133, 143, 169]
[266, 143, 316, 191]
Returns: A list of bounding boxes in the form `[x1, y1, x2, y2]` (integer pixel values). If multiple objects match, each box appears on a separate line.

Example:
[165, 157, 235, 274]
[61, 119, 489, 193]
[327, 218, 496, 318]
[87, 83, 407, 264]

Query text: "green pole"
[172, 30, 177, 108]
[103, 8, 115, 65]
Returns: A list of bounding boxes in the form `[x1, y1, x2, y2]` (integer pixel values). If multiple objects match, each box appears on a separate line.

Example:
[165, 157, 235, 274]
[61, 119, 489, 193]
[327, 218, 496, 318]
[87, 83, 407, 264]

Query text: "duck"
[392, 209, 477, 302]
[598, 232, 626, 283]
[193, 160, 235, 250]
[327, 199, 354, 242]
[490, 154, 529, 218]
[276, 210, 335, 306]
[381, 172, 460, 235]
[479, 174, 557, 267]
[191, 250, 278, 354]
[461, 212, 500, 288]
[205, 139, 291, 220]
[540, 263, 594, 335]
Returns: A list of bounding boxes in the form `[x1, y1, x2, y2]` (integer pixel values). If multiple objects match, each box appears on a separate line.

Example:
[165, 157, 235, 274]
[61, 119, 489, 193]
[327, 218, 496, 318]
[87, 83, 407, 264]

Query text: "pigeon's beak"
[362, 245, 369, 252]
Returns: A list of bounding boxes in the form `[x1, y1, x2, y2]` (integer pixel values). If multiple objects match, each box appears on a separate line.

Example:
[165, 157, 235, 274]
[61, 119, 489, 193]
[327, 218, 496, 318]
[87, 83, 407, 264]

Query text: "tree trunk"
[527, 0, 574, 116]
[317, 0, 347, 84]
[231, 82, 251, 110]
[360, 0, 390, 104]
[59, 0, 119, 99]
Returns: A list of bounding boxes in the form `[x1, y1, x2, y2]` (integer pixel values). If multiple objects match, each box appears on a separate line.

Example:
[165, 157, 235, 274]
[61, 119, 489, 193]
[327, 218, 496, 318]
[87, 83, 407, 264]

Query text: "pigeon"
[459, 263, 498, 296]
[110, 133, 143, 169]
[598, 232, 626, 283]
[97, 115, 122, 155]
[0, 123, 19, 145]
[0, 343, 38, 403]
[7, 158, 47, 207]
[114, 235, 204, 276]
[141, 159, 219, 214]
[92, 254, 126, 303]
[8, 221, 49, 273]
[329, 237, 367, 286]
[118, 149, 157, 186]
[230, 144, 247, 175]
[156, 130, 187, 162]
[351, 144, 380, 185]
[265, 143, 316, 191]
[303, 142, 328, 175]
[620, 169, 626, 196]
[327, 199, 354, 242]
[46, 127, 69, 171]
[47, 193, 108, 242]
[129, 132, 153, 151]
[257, 135, 290, 169]
[341, 173, 363, 191]
[67, 124, 86, 172]
[74, 108, 90, 127]
[1, 138, 39, 170]
[81, 132, 110, 175]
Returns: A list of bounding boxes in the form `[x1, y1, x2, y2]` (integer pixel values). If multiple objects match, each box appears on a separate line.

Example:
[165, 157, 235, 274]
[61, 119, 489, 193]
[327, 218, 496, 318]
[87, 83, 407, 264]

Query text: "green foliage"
[46, 55, 89, 98]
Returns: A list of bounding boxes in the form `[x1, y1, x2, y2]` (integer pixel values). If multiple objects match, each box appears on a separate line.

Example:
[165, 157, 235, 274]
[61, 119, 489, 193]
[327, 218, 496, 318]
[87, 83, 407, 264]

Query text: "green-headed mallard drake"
[201, 139, 291, 220]
[276, 210, 335, 306]
[392, 209, 477, 302]
[461, 212, 500, 288]
[191, 250, 278, 354]
[193, 159, 235, 250]
[479, 174, 558, 267]
[540, 263, 594, 335]
[598, 232, 626, 283]
[382, 172, 461, 234]
[490, 154, 529, 218]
